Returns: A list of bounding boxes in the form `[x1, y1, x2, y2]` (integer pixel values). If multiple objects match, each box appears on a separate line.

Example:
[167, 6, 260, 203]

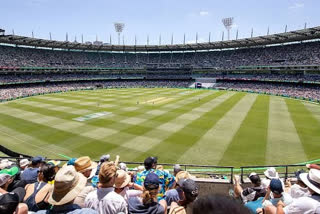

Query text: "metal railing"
[1, 155, 318, 184]
[239, 164, 310, 183]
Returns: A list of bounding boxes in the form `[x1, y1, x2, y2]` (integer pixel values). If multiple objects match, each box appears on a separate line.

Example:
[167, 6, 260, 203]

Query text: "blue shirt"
[21, 167, 39, 183]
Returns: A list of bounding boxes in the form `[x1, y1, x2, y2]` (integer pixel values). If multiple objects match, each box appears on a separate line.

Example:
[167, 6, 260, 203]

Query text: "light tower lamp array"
[222, 17, 234, 41]
[114, 22, 125, 45]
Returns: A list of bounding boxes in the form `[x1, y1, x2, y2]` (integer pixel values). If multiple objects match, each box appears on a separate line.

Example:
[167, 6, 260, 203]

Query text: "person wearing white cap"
[261, 167, 279, 189]
[271, 169, 320, 214]
[19, 159, 30, 175]
[0, 159, 13, 170]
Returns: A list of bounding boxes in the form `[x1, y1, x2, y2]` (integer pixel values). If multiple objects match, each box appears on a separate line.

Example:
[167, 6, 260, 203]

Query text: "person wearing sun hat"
[73, 156, 98, 208]
[85, 162, 127, 214]
[261, 167, 279, 189]
[273, 169, 320, 214]
[74, 156, 97, 179]
[114, 169, 142, 204]
[35, 165, 98, 214]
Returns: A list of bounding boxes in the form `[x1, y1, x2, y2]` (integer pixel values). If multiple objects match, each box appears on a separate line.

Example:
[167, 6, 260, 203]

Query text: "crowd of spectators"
[0, 41, 320, 69]
[215, 81, 320, 101]
[1, 155, 319, 214]
[232, 165, 320, 214]
[0, 80, 193, 101]
[1, 73, 320, 84]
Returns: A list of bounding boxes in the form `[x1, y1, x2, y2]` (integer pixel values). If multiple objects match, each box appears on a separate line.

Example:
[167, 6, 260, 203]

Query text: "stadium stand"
[1, 28, 320, 103]
[0, 154, 319, 214]
[0, 27, 320, 213]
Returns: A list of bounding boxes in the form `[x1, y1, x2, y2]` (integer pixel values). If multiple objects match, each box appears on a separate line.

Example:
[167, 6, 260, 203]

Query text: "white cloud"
[289, 2, 304, 10]
[199, 11, 209, 16]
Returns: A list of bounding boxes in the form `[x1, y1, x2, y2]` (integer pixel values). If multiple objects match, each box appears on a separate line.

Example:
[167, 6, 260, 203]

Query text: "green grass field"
[0, 88, 319, 167]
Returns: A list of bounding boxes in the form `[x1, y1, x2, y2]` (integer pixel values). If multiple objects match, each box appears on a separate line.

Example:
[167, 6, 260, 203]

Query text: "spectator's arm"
[262, 187, 271, 203]
[114, 155, 120, 166]
[0, 187, 7, 194]
[159, 199, 167, 214]
[129, 182, 143, 191]
[276, 200, 285, 214]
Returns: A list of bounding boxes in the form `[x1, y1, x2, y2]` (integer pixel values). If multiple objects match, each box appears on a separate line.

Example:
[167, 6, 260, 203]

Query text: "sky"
[1, 0, 319, 45]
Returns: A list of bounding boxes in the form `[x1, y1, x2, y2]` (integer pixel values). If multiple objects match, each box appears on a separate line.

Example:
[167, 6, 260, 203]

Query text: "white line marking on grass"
[266, 97, 307, 164]
[73, 112, 112, 122]
[177, 94, 257, 165]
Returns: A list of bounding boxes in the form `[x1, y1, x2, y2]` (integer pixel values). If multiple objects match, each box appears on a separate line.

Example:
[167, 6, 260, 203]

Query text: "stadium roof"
[0, 26, 320, 52]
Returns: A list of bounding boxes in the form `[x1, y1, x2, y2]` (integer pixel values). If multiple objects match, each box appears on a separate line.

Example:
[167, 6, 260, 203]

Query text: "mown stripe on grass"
[105, 91, 229, 161]
[286, 99, 320, 160]
[178, 93, 258, 165]
[303, 102, 320, 124]
[0, 89, 213, 160]
[133, 92, 246, 163]
[266, 97, 307, 165]
[0, 112, 135, 159]
[0, 124, 78, 158]
[218, 95, 270, 167]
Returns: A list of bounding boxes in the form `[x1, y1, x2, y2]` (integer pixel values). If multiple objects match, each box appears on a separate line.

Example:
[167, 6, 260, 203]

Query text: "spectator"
[114, 169, 142, 204]
[135, 157, 175, 201]
[95, 154, 110, 176]
[1, 166, 27, 192]
[47, 160, 61, 174]
[85, 162, 127, 214]
[273, 169, 320, 214]
[128, 172, 167, 214]
[21, 156, 45, 184]
[0, 159, 14, 170]
[174, 171, 193, 188]
[74, 156, 97, 179]
[255, 179, 292, 214]
[36, 165, 97, 214]
[0, 188, 28, 214]
[73, 156, 98, 208]
[166, 179, 199, 213]
[24, 163, 56, 212]
[285, 169, 310, 198]
[19, 159, 30, 175]
[262, 168, 279, 189]
[192, 195, 250, 214]
[119, 163, 128, 172]
[173, 164, 182, 177]
[233, 173, 266, 203]
[0, 173, 13, 193]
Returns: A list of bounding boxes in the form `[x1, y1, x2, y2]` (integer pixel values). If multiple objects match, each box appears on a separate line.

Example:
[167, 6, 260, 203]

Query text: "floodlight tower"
[222, 17, 234, 40]
[114, 23, 125, 45]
